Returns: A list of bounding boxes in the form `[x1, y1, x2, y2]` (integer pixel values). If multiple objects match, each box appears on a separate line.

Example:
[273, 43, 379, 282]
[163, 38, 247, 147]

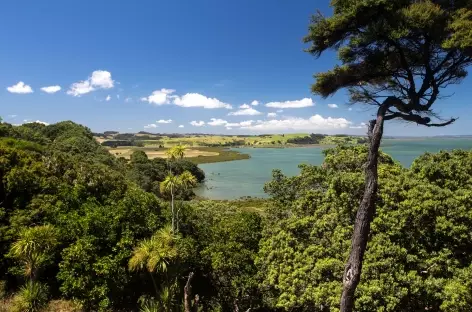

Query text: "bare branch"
[384, 112, 456, 127]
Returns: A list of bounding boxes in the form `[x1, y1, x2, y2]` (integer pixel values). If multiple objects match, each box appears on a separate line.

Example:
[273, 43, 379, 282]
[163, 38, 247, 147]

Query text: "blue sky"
[1, 0, 471, 136]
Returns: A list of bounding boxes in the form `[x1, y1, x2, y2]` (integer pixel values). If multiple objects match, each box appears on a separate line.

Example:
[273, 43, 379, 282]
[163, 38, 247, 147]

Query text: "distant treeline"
[201, 140, 246, 147]
[101, 140, 146, 147]
[287, 133, 326, 144]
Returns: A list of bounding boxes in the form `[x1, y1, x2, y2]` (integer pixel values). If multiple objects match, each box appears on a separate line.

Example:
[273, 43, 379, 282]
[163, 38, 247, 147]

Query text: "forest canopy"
[1, 120, 472, 311]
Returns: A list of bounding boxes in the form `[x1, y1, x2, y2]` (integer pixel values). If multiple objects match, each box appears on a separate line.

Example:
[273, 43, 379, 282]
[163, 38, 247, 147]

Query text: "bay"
[194, 138, 472, 200]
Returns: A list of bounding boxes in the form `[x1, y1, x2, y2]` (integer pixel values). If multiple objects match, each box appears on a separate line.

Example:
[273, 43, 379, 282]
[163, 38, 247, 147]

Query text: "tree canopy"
[305, 0, 472, 125]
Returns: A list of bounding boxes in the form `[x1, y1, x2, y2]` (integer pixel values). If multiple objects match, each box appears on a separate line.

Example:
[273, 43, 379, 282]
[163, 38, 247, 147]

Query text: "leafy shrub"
[11, 281, 48, 312]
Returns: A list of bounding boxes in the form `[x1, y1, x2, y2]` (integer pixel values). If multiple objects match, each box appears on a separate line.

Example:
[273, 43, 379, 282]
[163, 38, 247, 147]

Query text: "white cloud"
[228, 107, 262, 116]
[106, 95, 111, 101]
[141, 90, 232, 109]
[328, 104, 338, 108]
[190, 120, 205, 127]
[117, 94, 120, 99]
[206, 118, 255, 128]
[174, 93, 232, 109]
[226, 127, 233, 130]
[238, 120, 254, 127]
[67, 70, 114, 96]
[349, 122, 367, 129]
[276, 109, 284, 113]
[141, 88, 176, 105]
[208, 118, 228, 126]
[178, 125, 184, 128]
[348, 107, 353, 111]
[144, 124, 158, 129]
[267, 112, 277, 118]
[265, 98, 314, 109]
[157, 119, 173, 124]
[7, 82, 33, 94]
[34, 120, 49, 125]
[7, 114, 17, 118]
[68, 80, 93, 96]
[240, 115, 351, 131]
[239, 104, 251, 109]
[251, 100, 259, 106]
[40, 85, 61, 94]
[125, 97, 132, 103]
[24, 120, 49, 126]
[90, 70, 114, 89]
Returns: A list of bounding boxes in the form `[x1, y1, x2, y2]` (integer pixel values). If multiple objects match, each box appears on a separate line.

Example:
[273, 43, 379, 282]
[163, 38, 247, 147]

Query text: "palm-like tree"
[175, 171, 197, 232]
[165, 144, 187, 176]
[178, 171, 197, 189]
[170, 144, 187, 160]
[129, 225, 177, 295]
[10, 225, 58, 281]
[160, 175, 181, 233]
[160, 171, 198, 233]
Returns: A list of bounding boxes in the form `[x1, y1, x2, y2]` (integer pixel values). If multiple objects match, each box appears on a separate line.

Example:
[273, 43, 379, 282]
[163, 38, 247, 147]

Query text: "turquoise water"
[194, 138, 472, 200]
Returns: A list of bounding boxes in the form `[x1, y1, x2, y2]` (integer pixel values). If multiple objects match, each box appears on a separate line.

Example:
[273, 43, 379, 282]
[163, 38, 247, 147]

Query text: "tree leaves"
[258, 147, 472, 311]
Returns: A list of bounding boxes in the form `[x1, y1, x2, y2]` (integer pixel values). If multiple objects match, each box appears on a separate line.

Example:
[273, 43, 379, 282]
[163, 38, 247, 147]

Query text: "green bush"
[11, 281, 48, 312]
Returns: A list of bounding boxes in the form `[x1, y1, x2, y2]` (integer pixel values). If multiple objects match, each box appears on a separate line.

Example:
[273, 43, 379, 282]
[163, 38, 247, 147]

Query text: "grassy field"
[107, 146, 250, 164]
[108, 146, 219, 159]
[154, 133, 312, 147]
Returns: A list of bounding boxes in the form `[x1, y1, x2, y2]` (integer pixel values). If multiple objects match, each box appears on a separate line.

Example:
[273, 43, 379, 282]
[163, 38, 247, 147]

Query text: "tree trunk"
[171, 186, 175, 233]
[150, 272, 159, 297]
[184, 272, 199, 312]
[339, 103, 389, 312]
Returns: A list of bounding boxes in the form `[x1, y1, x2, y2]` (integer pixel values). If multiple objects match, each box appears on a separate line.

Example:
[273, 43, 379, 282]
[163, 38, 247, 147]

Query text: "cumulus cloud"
[117, 94, 120, 99]
[24, 120, 49, 126]
[276, 109, 284, 113]
[67, 70, 114, 96]
[106, 95, 111, 101]
[178, 125, 184, 128]
[239, 115, 351, 131]
[90, 70, 114, 88]
[190, 120, 205, 127]
[267, 112, 277, 118]
[141, 88, 176, 105]
[40, 85, 61, 94]
[328, 104, 338, 108]
[205, 119, 255, 129]
[237, 120, 254, 127]
[228, 107, 262, 116]
[7, 81, 33, 94]
[7, 114, 17, 118]
[144, 124, 158, 129]
[251, 100, 259, 106]
[348, 107, 353, 111]
[239, 104, 251, 109]
[157, 119, 173, 124]
[174, 93, 232, 109]
[125, 97, 132, 103]
[141, 89, 232, 109]
[265, 98, 314, 109]
[349, 122, 367, 129]
[207, 118, 228, 126]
